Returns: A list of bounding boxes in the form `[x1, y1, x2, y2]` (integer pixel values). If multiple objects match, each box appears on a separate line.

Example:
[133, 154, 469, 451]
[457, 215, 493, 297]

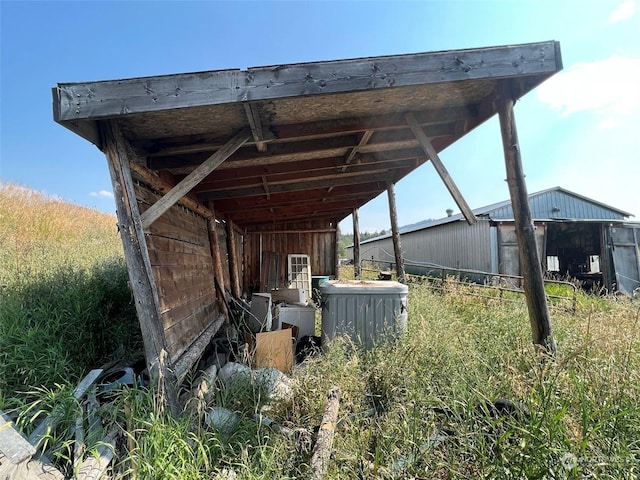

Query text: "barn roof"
[359, 187, 635, 245]
[53, 41, 562, 230]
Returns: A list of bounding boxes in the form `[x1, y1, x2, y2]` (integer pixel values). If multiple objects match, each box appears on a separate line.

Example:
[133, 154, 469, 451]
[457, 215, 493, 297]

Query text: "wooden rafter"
[194, 157, 419, 193]
[261, 175, 270, 199]
[138, 106, 471, 159]
[201, 169, 409, 202]
[243, 102, 268, 152]
[342, 130, 374, 172]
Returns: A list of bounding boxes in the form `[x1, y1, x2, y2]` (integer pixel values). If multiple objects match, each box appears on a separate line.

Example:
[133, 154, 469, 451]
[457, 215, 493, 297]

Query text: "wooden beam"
[129, 163, 213, 219]
[141, 110, 463, 160]
[146, 126, 449, 171]
[245, 229, 337, 235]
[353, 208, 361, 278]
[192, 157, 419, 193]
[0, 410, 36, 464]
[55, 41, 561, 123]
[212, 182, 386, 212]
[334, 219, 340, 279]
[185, 148, 422, 187]
[310, 387, 341, 480]
[243, 102, 268, 152]
[198, 169, 407, 201]
[100, 120, 181, 415]
[140, 128, 251, 229]
[261, 175, 270, 199]
[341, 130, 373, 172]
[498, 95, 555, 354]
[173, 314, 225, 380]
[405, 112, 477, 225]
[207, 207, 229, 317]
[225, 199, 364, 225]
[75, 427, 118, 480]
[387, 182, 406, 281]
[226, 218, 242, 299]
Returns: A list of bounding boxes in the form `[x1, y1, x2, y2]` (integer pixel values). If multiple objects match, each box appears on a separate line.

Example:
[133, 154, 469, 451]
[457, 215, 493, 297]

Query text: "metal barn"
[349, 187, 640, 294]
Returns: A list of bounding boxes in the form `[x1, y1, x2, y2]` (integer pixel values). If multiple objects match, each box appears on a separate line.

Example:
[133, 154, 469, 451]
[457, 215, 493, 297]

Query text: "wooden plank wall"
[135, 183, 220, 361]
[244, 220, 337, 293]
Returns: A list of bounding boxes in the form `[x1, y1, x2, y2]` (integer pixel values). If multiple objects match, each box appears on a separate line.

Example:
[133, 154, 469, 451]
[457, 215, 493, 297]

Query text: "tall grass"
[0, 182, 139, 408]
[2, 182, 639, 478]
[98, 276, 638, 479]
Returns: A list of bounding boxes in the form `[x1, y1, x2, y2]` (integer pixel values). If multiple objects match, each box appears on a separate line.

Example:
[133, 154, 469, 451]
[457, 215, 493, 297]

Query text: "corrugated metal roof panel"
[489, 187, 631, 221]
[357, 187, 632, 246]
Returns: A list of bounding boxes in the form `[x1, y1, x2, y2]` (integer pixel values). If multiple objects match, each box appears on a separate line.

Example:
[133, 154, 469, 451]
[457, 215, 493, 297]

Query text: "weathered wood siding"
[244, 220, 337, 292]
[135, 183, 219, 361]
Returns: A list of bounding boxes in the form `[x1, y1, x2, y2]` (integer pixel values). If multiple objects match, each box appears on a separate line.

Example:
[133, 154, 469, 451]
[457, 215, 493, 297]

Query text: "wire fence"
[360, 259, 577, 314]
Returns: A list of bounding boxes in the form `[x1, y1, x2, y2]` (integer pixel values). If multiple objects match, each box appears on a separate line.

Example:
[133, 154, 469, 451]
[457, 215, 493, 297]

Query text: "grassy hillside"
[0, 182, 123, 284]
[0, 182, 139, 407]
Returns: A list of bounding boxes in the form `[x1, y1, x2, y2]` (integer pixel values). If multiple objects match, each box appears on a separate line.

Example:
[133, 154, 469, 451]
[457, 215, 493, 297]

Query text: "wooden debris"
[0, 410, 64, 480]
[75, 427, 118, 480]
[29, 369, 103, 449]
[0, 410, 36, 465]
[309, 386, 341, 480]
[253, 414, 313, 453]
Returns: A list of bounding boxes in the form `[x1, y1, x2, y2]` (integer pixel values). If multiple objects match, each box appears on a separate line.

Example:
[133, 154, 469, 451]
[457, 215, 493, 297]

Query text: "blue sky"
[1, 0, 639, 233]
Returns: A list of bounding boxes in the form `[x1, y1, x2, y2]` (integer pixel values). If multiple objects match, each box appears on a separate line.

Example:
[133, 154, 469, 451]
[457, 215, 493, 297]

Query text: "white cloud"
[90, 190, 114, 199]
[536, 55, 640, 129]
[608, 0, 636, 23]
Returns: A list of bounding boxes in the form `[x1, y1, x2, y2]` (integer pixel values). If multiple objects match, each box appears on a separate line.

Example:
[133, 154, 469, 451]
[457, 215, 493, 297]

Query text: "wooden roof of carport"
[52, 41, 563, 413]
[53, 40, 562, 231]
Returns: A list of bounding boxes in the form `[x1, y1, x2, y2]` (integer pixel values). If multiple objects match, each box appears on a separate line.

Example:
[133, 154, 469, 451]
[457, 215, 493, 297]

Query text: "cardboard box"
[247, 328, 295, 373]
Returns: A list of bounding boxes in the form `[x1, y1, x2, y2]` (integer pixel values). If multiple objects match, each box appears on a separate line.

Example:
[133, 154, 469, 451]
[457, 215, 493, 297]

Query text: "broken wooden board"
[0, 410, 64, 480]
[29, 369, 103, 449]
[0, 410, 36, 465]
[75, 427, 118, 480]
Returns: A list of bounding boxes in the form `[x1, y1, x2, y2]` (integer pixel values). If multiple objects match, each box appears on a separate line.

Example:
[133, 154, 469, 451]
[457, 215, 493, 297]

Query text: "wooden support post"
[100, 120, 181, 415]
[226, 218, 242, 299]
[352, 208, 361, 279]
[387, 183, 406, 282]
[498, 96, 555, 354]
[405, 112, 477, 225]
[309, 387, 341, 480]
[334, 219, 340, 280]
[207, 207, 229, 316]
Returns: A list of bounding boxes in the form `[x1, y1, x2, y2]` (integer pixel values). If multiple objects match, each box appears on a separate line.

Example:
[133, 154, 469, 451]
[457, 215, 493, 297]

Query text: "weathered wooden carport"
[53, 41, 563, 410]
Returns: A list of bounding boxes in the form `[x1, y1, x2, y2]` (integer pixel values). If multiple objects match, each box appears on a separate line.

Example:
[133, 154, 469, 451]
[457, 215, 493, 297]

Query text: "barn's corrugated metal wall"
[490, 190, 627, 221]
[357, 220, 492, 274]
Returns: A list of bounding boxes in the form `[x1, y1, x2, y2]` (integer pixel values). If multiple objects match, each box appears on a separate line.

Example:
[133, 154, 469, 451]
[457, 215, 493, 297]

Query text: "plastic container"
[311, 275, 330, 304]
[320, 280, 408, 349]
[273, 304, 316, 338]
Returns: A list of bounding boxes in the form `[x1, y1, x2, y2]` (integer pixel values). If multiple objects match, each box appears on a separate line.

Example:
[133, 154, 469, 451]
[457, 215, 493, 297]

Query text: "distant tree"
[337, 229, 389, 257]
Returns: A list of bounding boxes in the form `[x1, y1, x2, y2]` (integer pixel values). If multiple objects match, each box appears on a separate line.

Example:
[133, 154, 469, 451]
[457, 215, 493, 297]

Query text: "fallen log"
[309, 386, 340, 480]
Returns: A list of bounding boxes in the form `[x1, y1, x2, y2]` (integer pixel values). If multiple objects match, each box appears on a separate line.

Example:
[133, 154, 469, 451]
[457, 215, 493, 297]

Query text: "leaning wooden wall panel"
[135, 183, 219, 361]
